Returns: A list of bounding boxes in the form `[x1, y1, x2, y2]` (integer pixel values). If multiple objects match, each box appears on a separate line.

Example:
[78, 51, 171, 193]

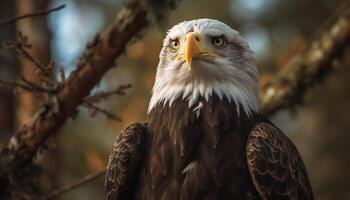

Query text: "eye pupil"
[171, 40, 179, 50]
[213, 37, 224, 47]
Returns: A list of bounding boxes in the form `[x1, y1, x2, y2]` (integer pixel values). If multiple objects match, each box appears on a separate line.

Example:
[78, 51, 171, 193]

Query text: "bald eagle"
[105, 19, 314, 200]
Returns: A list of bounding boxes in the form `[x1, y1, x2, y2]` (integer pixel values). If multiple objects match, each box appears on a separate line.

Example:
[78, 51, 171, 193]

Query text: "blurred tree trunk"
[15, 0, 52, 128]
[14, 0, 62, 195]
[0, 0, 17, 143]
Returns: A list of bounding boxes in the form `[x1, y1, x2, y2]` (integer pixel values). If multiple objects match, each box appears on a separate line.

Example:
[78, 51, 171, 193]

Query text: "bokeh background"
[0, 0, 349, 199]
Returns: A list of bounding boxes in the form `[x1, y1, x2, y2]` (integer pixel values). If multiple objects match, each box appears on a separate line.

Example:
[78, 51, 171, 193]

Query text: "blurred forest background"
[0, 0, 349, 199]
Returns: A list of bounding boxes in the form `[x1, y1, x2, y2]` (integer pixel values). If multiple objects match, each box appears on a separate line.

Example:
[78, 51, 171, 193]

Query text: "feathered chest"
[141, 96, 260, 199]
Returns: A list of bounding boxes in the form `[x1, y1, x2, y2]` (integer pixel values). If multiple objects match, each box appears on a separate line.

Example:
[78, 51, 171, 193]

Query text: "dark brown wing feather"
[105, 123, 147, 200]
[247, 122, 314, 200]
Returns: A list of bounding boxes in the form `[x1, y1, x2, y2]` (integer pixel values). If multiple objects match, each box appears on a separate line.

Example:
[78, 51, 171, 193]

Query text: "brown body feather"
[247, 123, 314, 199]
[105, 95, 313, 200]
[105, 123, 147, 199]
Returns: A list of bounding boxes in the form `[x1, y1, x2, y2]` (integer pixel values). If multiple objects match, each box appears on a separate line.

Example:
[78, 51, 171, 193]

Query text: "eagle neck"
[148, 81, 259, 118]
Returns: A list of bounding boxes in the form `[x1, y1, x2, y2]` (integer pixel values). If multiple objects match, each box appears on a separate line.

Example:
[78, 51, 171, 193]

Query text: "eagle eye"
[211, 36, 225, 47]
[170, 39, 180, 51]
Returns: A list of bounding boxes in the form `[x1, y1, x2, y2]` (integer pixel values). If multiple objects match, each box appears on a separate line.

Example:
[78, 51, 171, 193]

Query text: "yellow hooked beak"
[184, 32, 220, 70]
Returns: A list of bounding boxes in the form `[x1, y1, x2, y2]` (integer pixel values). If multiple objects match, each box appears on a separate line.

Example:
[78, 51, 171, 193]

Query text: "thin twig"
[81, 84, 132, 121]
[0, 4, 66, 27]
[18, 45, 48, 75]
[0, 79, 36, 92]
[82, 102, 122, 121]
[4, 33, 49, 76]
[0, 78, 56, 94]
[20, 76, 57, 94]
[84, 84, 132, 104]
[43, 169, 106, 200]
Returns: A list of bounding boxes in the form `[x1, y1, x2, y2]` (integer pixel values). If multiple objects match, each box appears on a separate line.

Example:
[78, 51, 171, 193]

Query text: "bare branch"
[0, 4, 65, 27]
[84, 84, 132, 104]
[4, 33, 50, 76]
[82, 84, 132, 121]
[0, 78, 56, 94]
[0, 0, 162, 173]
[82, 102, 122, 121]
[261, 1, 350, 116]
[42, 169, 106, 200]
[0, 79, 36, 92]
[19, 76, 57, 94]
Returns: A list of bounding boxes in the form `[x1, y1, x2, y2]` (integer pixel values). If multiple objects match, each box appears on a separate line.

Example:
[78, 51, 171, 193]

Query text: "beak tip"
[186, 60, 192, 70]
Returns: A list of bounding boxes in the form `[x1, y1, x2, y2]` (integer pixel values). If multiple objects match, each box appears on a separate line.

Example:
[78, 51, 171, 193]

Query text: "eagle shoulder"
[105, 122, 147, 200]
[246, 122, 314, 200]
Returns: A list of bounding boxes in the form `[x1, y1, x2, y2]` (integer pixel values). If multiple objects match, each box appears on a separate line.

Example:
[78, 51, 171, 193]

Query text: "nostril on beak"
[195, 36, 200, 42]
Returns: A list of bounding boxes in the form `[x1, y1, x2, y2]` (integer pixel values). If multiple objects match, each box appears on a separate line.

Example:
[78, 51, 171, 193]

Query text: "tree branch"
[0, 79, 37, 92]
[0, 4, 65, 27]
[261, 1, 350, 116]
[82, 102, 122, 121]
[84, 84, 132, 104]
[4, 32, 51, 76]
[19, 76, 57, 94]
[0, 0, 180, 176]
[80, 84, 132, 121]
[42, 169, 106, 200]
[0, 77, 56, 94]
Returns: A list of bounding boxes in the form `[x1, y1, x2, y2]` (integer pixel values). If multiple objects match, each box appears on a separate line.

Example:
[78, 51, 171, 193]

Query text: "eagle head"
[148, 19, 259, 117]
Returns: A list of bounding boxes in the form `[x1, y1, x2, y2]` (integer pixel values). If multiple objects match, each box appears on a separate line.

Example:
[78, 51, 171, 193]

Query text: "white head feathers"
[148, 19, 259, 117]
